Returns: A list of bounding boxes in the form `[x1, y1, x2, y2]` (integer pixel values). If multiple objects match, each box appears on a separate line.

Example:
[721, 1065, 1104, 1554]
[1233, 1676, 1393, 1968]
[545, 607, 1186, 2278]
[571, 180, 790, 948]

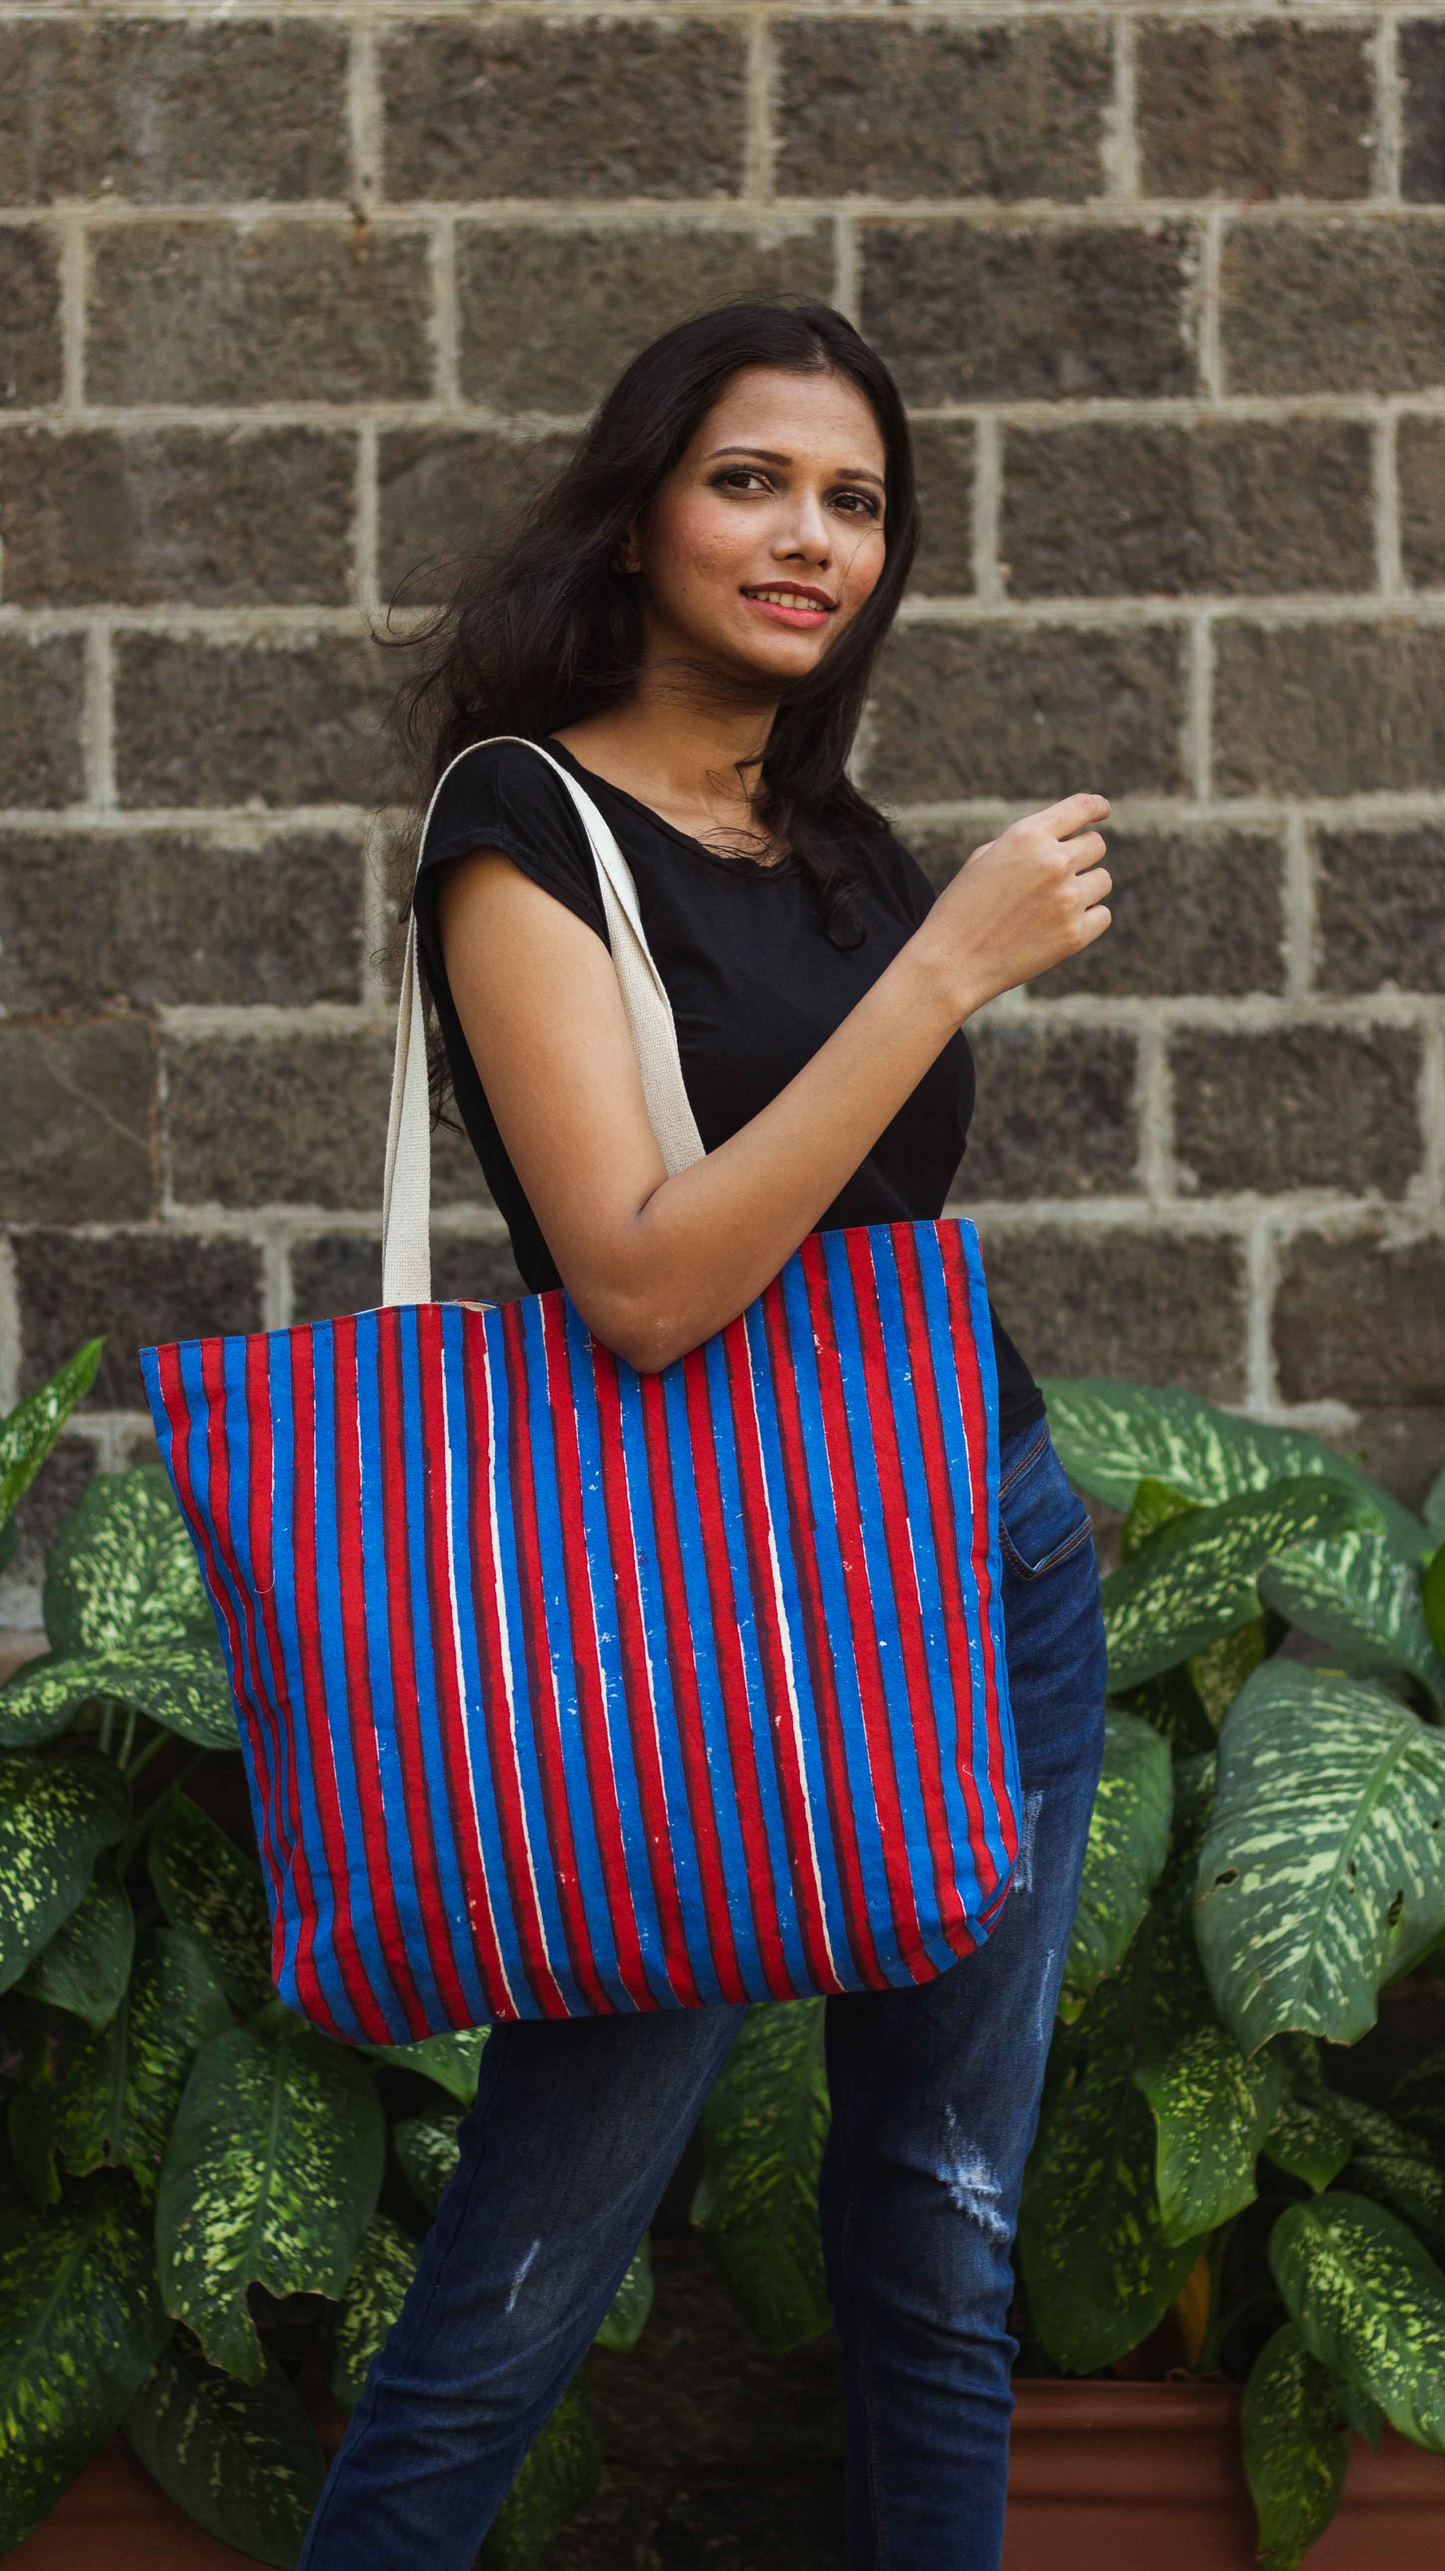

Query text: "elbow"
[571, 1285, 698, 1378]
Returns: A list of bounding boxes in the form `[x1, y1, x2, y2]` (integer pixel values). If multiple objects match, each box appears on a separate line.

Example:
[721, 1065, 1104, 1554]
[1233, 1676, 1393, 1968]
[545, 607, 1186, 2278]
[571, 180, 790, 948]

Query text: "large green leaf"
[330, 2212, 420, 2406]
[1260, 1532, 1445, 1707]
[1101, 1478, 1375, 1694]
[32, 1923, 231, 2204]
[482, 2378, 602, 2570]
[1332, 2096, 1445, 2251]
[1020, 1764, 1216, 2369]
[1426, 1542, 1445, 1662]
[594, 2237, 653, 2352]
[1195, 1663, 1445, 2052]
[149, 1788, 274, 2008]
[1135, 2025, 1286, 2247]
[43, 1464, 212, 1655]
[0, 2178, 173, 2548]
[1241, 2321, 1351, 2571]
[392, 2104, 462, 2215]
[1270, 2192, 1445, 2452]
[125, 2329, 325, 2570]
[0, 1640, 238, 1750]
[15, 1848, 133, 2025]
[0, 1341, 103, 1533]
[365, 2024, 488, 2103]
[692, 2000, 830, 2355]
[1058, 1710, 1172, 2021]
[1265, 2091, 1355, 2194]
[156, 2014, 384, 2381]
[1040, 1379, 1429, 1562]
[0, 1751, 130, 1991]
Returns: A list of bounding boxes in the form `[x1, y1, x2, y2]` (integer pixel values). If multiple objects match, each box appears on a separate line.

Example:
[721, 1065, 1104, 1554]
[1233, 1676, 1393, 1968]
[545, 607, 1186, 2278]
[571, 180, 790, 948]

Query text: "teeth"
[750, 590, 828, 610]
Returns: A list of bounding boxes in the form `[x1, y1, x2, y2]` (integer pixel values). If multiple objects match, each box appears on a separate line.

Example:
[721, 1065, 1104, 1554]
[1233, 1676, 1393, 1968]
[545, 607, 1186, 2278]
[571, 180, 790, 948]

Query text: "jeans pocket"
[999, 1428, 1094, 1582]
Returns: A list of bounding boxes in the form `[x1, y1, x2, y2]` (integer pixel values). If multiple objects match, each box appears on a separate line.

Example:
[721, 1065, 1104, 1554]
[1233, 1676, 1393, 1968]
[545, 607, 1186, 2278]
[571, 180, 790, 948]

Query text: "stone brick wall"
[3, 3, 1444, 1614]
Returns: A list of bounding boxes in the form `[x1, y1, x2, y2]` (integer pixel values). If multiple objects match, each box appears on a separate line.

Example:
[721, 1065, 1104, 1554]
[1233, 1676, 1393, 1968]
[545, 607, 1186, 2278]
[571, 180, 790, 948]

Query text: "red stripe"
[758, 1279, 884, 1988]
[935, 1225, 1016, 1877]
[242, 1336, 315, 2011]
[589, 1344, 701, 2008]
[285, 1331, 366, 2037]
[457, 1314, 556, 2020]
[637, 1368, 749, 2005]
[375, 1312, 474, 2028]
[498, 1302, 612, 2017]
[845, 1230, 962, 1946]
[330, 1320, 431, 2039]
[722, 1312, 843, 1996]
[681, 1345, 795, 2000]
[891, 1226, 996, 1911]
[800, 1235, 932, 1980]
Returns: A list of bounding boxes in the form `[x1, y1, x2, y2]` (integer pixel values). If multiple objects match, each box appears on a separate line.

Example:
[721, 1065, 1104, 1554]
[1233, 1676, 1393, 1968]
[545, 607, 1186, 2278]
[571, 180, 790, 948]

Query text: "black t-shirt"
[411, 736, 1044, 1441]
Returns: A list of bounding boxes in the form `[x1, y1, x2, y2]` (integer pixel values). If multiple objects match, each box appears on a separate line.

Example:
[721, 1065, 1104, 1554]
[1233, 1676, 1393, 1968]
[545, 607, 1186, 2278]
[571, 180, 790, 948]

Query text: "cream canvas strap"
[380, 735, 706, 1308]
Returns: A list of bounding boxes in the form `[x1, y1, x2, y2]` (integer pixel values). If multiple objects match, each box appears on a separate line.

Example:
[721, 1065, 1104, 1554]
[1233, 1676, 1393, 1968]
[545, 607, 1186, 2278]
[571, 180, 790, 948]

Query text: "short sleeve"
[412, 737, 611, 962]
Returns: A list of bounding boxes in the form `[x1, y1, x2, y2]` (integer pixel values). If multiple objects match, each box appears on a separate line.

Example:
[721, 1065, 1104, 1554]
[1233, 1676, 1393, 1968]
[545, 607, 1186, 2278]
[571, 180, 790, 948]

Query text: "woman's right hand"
[917, 792, 1113, 1014]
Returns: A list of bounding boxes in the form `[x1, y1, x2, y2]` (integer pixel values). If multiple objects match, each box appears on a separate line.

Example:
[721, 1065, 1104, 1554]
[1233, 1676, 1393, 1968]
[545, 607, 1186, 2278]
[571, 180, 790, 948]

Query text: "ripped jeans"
[298, 1414, 1108, 2571]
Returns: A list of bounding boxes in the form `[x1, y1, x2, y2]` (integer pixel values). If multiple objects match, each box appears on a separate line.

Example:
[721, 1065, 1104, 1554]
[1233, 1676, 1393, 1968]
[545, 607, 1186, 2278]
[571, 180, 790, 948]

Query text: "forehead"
[690, 364, 887, 472]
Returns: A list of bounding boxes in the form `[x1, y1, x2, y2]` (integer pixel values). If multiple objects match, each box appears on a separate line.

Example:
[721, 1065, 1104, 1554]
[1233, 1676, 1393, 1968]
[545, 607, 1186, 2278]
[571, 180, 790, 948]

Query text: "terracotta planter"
[1002, 2380, 1445, 2571]
[10, 2379, 1445, 2568]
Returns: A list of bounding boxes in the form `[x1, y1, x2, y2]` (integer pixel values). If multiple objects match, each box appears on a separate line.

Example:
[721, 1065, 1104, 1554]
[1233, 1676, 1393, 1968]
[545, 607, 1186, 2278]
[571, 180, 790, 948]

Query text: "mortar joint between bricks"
[347, 14, 384, 213]
[1243, 1217, 1282, 1413]
[1377, 10, 1405, 202]
[742, 8, 776, 205]
[1101, 14, 1139, 205]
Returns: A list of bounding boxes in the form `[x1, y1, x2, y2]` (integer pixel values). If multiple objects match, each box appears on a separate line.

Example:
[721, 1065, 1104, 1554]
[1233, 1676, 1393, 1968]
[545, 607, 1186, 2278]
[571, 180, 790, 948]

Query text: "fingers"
[1075, 864, 1113, 906]
[1031, 791, 1111, 837]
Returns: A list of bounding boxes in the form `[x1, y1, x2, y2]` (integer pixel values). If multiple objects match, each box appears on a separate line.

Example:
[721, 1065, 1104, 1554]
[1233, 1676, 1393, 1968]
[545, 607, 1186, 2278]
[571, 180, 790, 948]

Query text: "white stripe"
[483, 1316, 561, 2009]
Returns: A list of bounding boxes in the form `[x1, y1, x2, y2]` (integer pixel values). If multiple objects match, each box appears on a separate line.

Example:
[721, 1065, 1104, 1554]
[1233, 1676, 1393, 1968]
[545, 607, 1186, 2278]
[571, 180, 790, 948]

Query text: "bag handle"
[381, 736, 705, 1308]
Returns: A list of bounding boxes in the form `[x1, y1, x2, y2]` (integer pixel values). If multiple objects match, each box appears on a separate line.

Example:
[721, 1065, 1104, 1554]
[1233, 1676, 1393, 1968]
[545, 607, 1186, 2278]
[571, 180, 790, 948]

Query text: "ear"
[614, 520, 641, 575]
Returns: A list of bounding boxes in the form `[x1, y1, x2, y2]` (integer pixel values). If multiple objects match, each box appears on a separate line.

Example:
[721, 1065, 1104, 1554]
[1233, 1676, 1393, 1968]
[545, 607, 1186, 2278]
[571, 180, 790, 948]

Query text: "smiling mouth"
[740, 585, 836, 623]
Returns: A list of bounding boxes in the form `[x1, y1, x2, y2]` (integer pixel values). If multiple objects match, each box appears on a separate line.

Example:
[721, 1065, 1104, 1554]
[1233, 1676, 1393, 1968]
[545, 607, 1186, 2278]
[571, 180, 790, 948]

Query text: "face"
[622, 364, 890, 694]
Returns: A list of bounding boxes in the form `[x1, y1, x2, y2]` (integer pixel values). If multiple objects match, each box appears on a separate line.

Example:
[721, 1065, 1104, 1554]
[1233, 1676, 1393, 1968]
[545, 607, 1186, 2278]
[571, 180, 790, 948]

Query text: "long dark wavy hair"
[382, 299, 920, 1037]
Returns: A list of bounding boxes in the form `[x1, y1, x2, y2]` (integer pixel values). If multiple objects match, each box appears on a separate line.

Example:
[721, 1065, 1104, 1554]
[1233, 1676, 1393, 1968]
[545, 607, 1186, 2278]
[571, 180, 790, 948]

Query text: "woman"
[300, 301, 1111, 2571]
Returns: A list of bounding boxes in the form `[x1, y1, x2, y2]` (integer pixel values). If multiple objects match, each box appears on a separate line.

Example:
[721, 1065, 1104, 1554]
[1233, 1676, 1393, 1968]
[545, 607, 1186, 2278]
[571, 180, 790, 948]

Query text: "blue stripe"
[915, 1227, 1013, 1891]
[394, 1312, 491, 2026]
[563, 1301, 675, 2006]
[738, 1296, 855, 1983]
[952, 1220, 1021, 1846]
[870, 1232, 985, 1922]
[701, 1330, 808, 1996]
[820, 1231, 957, 1978]
[214, 1339, 292, 1923]
[517, 1298, 630, 2011]
[778, 1253, 909, 1983]
[436, 1304, 526, 2017]
[659, 1360, 769, 1997]
[309, 1326, 420, 2036]
[610, 1362, 726, 2006]
[482, 1308, 584, 2016]
[352, 1314, 449, 2032]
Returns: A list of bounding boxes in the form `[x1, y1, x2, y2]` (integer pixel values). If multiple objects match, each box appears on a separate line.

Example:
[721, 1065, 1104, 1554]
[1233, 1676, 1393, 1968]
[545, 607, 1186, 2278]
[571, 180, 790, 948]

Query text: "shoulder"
[420, 736, 591, 876]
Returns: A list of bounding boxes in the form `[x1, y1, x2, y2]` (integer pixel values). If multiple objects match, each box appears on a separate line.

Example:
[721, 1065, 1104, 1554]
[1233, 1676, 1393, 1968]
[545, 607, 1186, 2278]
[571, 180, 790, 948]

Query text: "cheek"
[647, 494, 754, 599]
[840, 528, 888, 614]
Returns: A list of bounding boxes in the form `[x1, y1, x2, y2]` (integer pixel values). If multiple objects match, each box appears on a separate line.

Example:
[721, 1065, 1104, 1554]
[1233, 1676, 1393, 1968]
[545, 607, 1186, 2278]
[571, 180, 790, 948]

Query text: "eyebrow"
[705, 443, 886, 489]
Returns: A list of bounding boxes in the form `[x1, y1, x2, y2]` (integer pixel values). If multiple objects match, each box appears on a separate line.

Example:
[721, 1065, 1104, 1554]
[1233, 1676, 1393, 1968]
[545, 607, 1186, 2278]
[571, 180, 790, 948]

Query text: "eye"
[711, 466, 772, 495]
[832, 488, 882, 520]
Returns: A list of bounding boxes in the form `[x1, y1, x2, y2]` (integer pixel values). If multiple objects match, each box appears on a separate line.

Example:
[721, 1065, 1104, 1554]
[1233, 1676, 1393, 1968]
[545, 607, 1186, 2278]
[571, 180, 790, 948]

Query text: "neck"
[555, 650, 780, 840]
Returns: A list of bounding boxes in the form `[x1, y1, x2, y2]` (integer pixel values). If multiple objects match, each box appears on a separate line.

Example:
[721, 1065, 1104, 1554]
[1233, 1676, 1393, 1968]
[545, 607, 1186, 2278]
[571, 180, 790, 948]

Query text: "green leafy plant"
[0, 1373, 630, 2568]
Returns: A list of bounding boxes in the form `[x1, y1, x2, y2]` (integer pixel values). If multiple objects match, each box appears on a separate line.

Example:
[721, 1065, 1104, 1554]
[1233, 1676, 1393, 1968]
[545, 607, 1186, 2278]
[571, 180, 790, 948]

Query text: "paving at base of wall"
[2, 5, 1443, 1615]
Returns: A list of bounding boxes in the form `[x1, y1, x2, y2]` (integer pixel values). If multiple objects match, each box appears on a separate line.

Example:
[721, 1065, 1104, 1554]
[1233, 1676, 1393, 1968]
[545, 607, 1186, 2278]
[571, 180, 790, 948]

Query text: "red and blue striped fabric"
[139, 1216, 1019, 2041]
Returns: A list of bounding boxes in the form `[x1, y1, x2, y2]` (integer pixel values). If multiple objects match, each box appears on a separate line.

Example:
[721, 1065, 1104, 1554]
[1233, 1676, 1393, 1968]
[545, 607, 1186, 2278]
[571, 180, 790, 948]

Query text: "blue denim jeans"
[298, 1414, 1107, 2571]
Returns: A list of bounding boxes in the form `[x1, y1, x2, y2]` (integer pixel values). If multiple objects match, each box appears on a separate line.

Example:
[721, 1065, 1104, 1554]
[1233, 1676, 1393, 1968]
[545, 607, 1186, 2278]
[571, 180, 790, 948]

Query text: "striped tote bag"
[139, 741, 1020, 2041]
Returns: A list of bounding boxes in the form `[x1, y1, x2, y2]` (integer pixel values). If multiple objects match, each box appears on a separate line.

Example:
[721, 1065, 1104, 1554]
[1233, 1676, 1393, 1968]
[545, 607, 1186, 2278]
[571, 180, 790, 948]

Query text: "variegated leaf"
[693, 2000, 831, 2355]
[149, 1787, 274, 2009]
[0, 1641, 238, 1750]
[595, 2236, 653, 2352]
[1333, 2096, 1445, 2251]
[1039, 1378, 1429, 1562]
[1058, 1710, 1172, 2021]
[1425, 1542, 1445, 1663]
[1270, 2192, 1445, 2453]
[1265, 2091, 1355, 2194]
[1102, 1478, 1375, 1694]
[1260, 1532, 1445, 1707]
[38, 1923, 232, 2203]
[156, 2015, 384, 2381]
[0, 2177, 173, 2549]
[1195, 1663, 1445, 2052]
[330, 2212, 420, 2405]
[1120, 1477, 1201, 1559]
[15, 1847, 133, 2025]
[1188, 1617, 1269, 1731]
[482, 2377, 601, 2571]
[1242, 2321, 1351, 2571]
[1135, 2025, 1286, 2246]
[43, 1464, 213, 1656]
[0, 1752, 130, 1991]
[392, 2104, 462, 2215]
[365, 2024, 488, 2103]
[125, 2328, 326, 2566]
[0, 1340, 103, 1532]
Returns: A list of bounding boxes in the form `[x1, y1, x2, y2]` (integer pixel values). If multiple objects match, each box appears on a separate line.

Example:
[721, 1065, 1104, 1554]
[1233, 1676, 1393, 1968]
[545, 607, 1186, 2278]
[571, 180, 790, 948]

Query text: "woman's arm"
[436, 794, 1110, 1372]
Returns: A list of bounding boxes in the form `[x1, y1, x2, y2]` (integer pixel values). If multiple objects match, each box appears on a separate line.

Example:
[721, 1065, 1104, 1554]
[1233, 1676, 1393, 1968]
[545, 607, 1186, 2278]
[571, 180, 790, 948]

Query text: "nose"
[772, 487, 833, 566]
